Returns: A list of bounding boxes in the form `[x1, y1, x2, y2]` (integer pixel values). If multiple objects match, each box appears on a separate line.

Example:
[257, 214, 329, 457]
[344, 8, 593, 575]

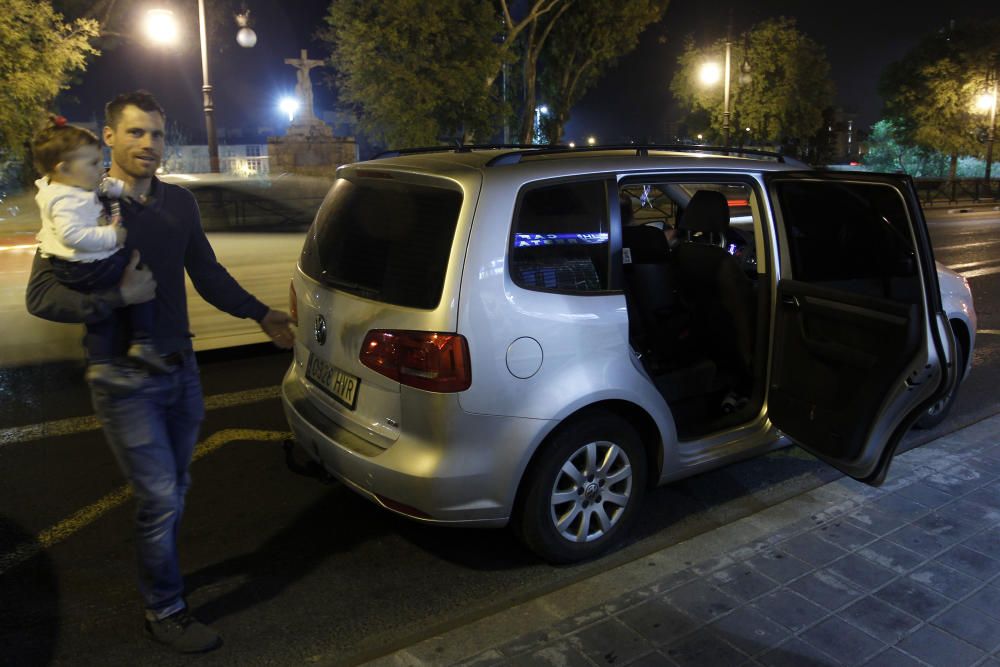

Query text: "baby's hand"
[113, 220, 127, 245]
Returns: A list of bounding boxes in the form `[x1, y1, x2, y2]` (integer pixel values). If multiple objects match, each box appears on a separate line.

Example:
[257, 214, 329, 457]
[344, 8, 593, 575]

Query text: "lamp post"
[698, 31, 751, 148]
[144, 3, 256, 174]
[976, 62, 998, 185]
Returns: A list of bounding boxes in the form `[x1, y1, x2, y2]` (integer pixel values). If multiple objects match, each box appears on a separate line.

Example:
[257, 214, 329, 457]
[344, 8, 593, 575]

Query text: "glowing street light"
[143, 9, 179, 46]
[975, 61, 998, 184]
[568, 141, 576, 148]
[145, 2, 257, 173]
[699, 62, 722, 86]
[697, 29, 751, 147]
[279, 96, 300, 123]
[587, 136, 597, 146]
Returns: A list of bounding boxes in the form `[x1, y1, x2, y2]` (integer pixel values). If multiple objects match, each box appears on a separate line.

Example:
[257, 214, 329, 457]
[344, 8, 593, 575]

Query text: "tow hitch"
[282, 439, 337, 485]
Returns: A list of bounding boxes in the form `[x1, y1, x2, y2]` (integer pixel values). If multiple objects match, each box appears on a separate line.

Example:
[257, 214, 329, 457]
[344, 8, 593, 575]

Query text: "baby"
[32, 115, 168, 391]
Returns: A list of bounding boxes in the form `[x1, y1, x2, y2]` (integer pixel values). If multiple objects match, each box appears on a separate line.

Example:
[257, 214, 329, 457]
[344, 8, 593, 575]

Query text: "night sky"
[61, 0, 996, 148]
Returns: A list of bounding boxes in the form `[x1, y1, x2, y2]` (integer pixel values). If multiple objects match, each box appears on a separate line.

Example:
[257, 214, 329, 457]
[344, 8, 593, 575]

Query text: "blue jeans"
[90, 351, 204, 619]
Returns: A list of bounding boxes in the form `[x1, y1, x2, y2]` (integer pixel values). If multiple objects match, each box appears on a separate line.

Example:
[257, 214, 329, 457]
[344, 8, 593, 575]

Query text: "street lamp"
[976, 67, 997, 184]
[698, 31, 751, 147]
[144, 2, 256, 173]
[533, 105, 549, 144]
[587, 136, 597, 146]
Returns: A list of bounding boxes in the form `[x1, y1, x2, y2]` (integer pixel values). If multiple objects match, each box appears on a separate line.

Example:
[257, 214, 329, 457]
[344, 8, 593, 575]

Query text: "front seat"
[672, 190, 756, 385]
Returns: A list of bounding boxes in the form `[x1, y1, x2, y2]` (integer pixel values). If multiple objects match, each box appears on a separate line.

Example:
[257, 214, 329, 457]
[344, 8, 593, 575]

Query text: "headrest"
[622, 224, 671, 263]
[677, 190, 730, 234]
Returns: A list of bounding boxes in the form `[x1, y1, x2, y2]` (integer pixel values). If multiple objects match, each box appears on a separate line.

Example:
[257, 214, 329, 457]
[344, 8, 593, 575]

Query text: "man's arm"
[26, 249, 155, 324]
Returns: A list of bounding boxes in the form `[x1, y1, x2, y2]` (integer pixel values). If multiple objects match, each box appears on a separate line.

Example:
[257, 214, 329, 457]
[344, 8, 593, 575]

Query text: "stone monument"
[268, 49, 357, 178]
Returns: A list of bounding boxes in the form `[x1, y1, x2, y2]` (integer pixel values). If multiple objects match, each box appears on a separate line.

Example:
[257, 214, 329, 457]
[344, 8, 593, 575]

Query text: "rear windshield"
[299, 176, 462, 309]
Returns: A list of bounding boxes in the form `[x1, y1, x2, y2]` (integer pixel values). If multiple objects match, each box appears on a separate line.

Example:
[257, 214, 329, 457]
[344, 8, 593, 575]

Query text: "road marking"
[948, 259, 1000, 270]
[0, 428, 292, 576]
[961, 266, 1000, 279]
[978, 329, 1000, 336]
[934, 239, 1000, 251]
[0, 385, 281, 449]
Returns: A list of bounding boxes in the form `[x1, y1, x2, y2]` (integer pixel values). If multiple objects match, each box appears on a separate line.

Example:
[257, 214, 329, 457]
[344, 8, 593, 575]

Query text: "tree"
[535, 0, 669, 143]
[670, 17, 834, 148]
[0, 0, 99, 162]
[879, 20, 1000, 181]
[320, 0, 504, 148]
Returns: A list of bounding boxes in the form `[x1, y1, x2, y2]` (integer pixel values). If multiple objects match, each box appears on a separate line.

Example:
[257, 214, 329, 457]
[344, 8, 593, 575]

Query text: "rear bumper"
[280, 364, 552, 526]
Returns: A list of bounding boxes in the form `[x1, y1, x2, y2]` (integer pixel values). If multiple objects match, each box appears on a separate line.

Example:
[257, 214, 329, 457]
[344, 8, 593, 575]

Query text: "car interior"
[620, 182, 770, 439]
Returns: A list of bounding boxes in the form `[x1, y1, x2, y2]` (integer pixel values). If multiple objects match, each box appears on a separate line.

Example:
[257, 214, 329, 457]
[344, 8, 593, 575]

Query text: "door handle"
[781, 294, 800, 308]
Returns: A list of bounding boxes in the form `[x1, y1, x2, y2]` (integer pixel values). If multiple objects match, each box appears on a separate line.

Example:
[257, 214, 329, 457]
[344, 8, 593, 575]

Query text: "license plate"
[306, 354, 360, 410]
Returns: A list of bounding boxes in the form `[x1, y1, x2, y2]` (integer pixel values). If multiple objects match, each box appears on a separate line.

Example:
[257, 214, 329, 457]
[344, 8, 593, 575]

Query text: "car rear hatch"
[291, 167, 473, 449]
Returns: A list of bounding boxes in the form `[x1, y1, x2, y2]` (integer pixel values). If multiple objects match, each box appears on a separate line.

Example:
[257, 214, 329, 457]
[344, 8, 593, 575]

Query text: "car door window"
[510, 180, 611, 293]
[774, 180, 920, 303]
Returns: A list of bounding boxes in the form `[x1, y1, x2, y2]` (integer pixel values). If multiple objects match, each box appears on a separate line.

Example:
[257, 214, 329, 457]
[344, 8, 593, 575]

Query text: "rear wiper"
[321, 275, 381, 299]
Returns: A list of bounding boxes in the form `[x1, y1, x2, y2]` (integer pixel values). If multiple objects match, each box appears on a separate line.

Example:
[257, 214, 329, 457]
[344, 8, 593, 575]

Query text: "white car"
[282, 146, 975, 562]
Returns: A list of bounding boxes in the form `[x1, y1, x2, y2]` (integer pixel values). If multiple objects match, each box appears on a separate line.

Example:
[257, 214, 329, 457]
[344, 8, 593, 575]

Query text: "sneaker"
[144, 610, 222, 653]
[128, 341, 172, 373]
[85, 362, 148, 394]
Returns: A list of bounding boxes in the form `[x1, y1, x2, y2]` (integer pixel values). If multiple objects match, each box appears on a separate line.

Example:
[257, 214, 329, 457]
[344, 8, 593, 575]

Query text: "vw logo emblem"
[314, 314, 327, 345]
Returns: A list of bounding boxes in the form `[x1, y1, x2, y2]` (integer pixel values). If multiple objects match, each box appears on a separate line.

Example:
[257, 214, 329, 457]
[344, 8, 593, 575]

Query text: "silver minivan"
[281, 146, 976, 563]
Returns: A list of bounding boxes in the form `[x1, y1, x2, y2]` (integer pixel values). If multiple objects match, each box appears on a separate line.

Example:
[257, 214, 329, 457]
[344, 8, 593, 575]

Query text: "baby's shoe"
[85, 362, 147, 394]
[128, 341, 172, 373]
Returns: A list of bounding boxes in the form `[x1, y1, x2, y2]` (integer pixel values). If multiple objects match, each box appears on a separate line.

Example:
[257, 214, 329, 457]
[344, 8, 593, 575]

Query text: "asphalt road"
[0, 208, 998, 666]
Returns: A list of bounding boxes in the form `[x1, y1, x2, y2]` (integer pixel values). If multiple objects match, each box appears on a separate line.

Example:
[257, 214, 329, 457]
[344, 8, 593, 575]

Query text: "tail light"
[360, 330, 471, 392]
[289, 280, 298, 326]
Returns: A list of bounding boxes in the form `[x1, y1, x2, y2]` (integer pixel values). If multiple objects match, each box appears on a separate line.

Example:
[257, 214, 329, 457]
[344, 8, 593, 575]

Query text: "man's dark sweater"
[26, 177, 269, 356]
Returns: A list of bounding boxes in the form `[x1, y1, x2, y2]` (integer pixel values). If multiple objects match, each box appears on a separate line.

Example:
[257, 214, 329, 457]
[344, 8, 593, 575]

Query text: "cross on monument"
[284, 49, 324, 123]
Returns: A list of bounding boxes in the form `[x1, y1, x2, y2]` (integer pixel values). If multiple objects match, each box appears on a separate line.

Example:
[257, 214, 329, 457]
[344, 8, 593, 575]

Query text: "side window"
[510, 180, 610, 293]
[775, 181, 920, 302]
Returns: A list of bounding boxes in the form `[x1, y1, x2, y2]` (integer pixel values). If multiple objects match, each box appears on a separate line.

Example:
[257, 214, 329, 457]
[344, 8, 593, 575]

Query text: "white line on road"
[0, 385, 281, 449]
[961, 266, 1000, 279]
[978, 329, 1000, 336]
[934, 239, 1000, 252]
[948, 259, 1000, 270]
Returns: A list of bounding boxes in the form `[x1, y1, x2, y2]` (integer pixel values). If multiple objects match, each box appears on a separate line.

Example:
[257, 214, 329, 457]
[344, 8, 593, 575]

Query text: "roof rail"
[483, 143, 796, 167]
[373, 143, 567, 160]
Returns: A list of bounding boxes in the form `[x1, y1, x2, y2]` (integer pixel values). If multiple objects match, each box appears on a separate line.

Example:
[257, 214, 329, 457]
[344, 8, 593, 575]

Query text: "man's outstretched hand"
[119, 250, 156, 305]
[259, 309, 295, 349]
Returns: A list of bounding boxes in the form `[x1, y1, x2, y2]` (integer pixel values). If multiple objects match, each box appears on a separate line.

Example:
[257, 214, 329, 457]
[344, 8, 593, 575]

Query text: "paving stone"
[895, 625, 985, 667]
[552, 605, 610, 636]
[572, 618, 653, 667]
[896, 480, 960, 507]
[757, 637, 838, 667]
[662, 628, 747, 667]
[936, 544, 1000, 580]
[839, 596, 921, 642]
[922, 473, 987, 498]
[616, 597, 698, 647]
[886, 512, 977, 557]
[788, 569, 864, 611]
[932, 603, 1000, 652]
[908, 561, 982, 600]
[662, 579, 739, 624]
[800, 616, 885, 665]
[778, 532, 848, 568]
[708, 606, 790, 657]
[690, 555, 736, 576]
[650, 569, 697, 595]
[874, 579, 952, 619]
[496, 630, 561, 658]
[933, 498, 1000, 527]
[745, 550, 813, 583]
[621, 651, 676, 667]
[453, 649, 506, 666]
[960, 526, 1000, 557]
[962, 487, 1000, 513]
[961, 584, 1000, 621]
[874, 493, 933, 522]
[964, 455, 1000, 477]
[862, 647, 925, 667]
[848, 506, 909, 536]
[708, 564, 780, 602]
[813, 519, 877, 551]
[855, 539, 926, 574]
[827, 553, 897, 591]
[518, 639, 596, 667]
[751, 590, 828, 633]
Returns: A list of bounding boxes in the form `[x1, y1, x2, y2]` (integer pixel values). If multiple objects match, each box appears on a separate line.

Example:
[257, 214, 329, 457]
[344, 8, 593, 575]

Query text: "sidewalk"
[364, 414, 1000, 667]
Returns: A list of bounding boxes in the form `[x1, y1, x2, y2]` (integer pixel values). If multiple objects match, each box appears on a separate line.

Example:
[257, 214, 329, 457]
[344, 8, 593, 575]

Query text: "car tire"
[915, 335, 967, 430]
[515, 411, 647, 564]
